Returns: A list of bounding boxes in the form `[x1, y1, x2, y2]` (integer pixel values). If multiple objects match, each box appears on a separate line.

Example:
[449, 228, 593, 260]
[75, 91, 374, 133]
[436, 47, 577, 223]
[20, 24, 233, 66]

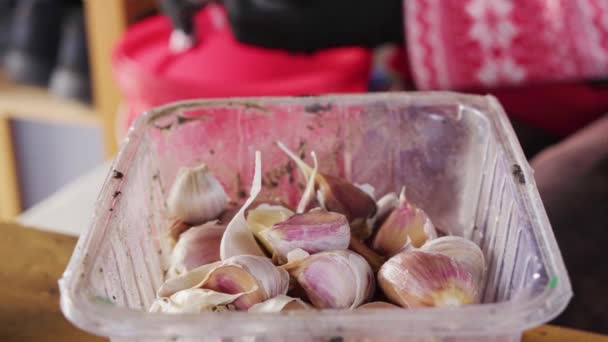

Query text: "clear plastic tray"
[60, 93, 571, 342]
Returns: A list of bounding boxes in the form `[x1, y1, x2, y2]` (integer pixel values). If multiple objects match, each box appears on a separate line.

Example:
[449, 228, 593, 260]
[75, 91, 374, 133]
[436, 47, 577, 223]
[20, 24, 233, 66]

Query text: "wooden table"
[1, 221, 606, 342]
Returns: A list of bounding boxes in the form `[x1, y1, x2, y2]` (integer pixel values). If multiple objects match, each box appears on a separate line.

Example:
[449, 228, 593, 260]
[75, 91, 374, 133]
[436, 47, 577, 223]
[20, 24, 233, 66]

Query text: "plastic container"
[60, 92, 571, 341]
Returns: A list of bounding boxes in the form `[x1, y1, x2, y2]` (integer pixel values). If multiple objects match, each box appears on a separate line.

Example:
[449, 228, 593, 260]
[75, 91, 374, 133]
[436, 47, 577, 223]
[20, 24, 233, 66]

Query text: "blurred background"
[0, 0, 606, 335]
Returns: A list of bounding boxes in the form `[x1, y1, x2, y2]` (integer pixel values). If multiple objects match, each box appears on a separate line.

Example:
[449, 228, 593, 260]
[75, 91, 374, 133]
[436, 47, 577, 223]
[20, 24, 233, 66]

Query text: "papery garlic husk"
[378, 251, 480, 308]
[259, 208, 351, 264]
[167, 163, 229, 226]
[248, 294, 311, 312]
[167, 221, 225, 278]
[150, 288, 241, 313]
[277, 141, 377, 239]
[357, 301, 400, 309]
[420, 236, 486, 286]
[158, 254, 289, 311]
[372, 188, 437, 257]
[283, 250, 374, 309]
[220, 151, 267, 259]
[246, 203, 294, 253]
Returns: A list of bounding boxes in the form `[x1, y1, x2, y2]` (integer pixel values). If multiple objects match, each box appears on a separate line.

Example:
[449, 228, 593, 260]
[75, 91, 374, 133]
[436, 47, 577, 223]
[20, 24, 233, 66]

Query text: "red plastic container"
[112, 5, 372, 129]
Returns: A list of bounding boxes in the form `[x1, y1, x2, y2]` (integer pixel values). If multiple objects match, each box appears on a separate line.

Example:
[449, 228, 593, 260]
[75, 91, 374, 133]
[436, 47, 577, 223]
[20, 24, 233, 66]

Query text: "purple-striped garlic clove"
[157, 255, 289, 311]
[378, 251, 480, 308]
[372, 187, 436, 257]
[167, 163, 229, 227]
[276, 141, 377, 239]
[283, 250, 374, 309]
[420, 236, 486, 286]
[259, 208, 351, 263]
[202, 255, 290, 310]
[168, 221, 225, 278]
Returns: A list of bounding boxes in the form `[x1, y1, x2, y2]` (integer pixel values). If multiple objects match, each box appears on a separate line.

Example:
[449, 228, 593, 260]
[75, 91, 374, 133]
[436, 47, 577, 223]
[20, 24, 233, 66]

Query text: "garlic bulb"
[167, 221, 225, 278]
[372, 187, 437, 257]
[283, 250, 374, 309]
[220, 151, 266, 259]
[259, 208, 351, 263]
[167, 163, 229, 225]
[247, 203, 294, 253]
[157, 255, 289, 311]
[248, 294, 311, 312]
[378, 251, 479, 308]
[420, 236, 486, 286]
[277, 141, 377, 240]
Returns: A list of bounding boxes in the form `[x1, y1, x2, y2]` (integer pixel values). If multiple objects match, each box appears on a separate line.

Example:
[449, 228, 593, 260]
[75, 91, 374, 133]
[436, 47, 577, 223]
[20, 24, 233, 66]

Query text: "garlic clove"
[157, 255, 289, 311]
[167, 163, 229, 226]
[259, 208, 351, 263]
[260, 208, 350, 263]
[348, 236, 386, 273]
[372, 187, 437, 257]
[420, 236, 486, 286]
[357, 301, 400, 309]
[167, 221, 225, 278]
[201, 264, 266, 310]
[150, 288, 241, 313]
[204, 255, 289, 310]
[246, 203, 294, 253]
[248, 294, 311, 312]
[284, 250, 374, 309]
[378, 250, 479, 308]
[316, 174, 377, 237]
[276, 141, 377, 239]
[220, 151, 266, 259]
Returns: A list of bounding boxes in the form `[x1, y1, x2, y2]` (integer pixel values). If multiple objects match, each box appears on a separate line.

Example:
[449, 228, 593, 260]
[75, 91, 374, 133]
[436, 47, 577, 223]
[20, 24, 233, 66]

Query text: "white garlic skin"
[167, 164, 229, 225]
[167, 221, 225, 278]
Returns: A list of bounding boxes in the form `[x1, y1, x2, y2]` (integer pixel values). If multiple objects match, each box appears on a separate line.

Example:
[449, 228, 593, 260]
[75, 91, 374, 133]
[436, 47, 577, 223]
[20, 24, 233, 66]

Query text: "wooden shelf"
[0, 71, 100, 127]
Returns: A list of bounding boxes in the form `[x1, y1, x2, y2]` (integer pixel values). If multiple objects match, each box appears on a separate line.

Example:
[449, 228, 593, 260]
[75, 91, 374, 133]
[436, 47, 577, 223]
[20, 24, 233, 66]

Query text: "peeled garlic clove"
[259, 208, 351, 263]
[248, 294, 311, 312]
[246, 203, 294, 253]
[378, 251, 479, 308]
[276, 141, 377, 238]
[167, 163, 229, 225]
[167, 221, 225, 278]
[203, 255, 290, 310]
[220, 151, 266, 259]
[150, 288, 242, 313]
[372, 187, 436, 257]
[358, 301, 400, 309]
[420, 236, 486, 286]
[284, 250, 374, 309]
